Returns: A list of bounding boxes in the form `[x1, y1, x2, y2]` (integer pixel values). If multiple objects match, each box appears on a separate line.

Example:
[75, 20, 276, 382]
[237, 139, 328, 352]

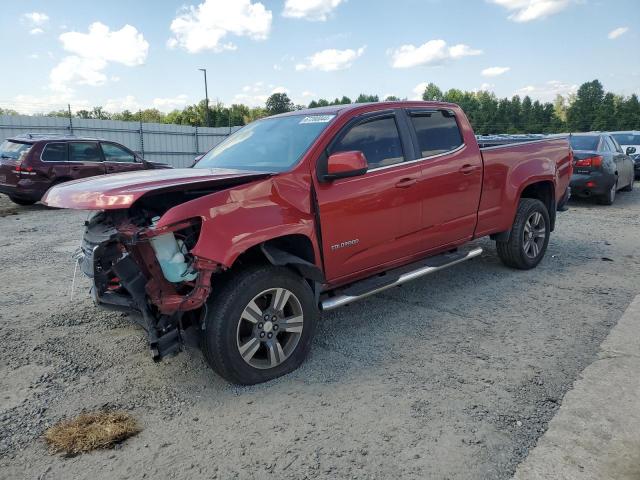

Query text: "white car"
[610, 131, 640, 156]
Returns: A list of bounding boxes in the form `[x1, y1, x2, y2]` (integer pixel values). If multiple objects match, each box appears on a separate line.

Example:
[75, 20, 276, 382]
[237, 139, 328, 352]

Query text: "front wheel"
[496, 198, 550, 270]
[201, 265, 318, 385]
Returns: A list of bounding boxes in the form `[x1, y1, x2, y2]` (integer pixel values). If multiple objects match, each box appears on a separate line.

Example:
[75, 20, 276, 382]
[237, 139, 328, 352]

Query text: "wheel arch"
[231, 233, 324, 284]
[519, 180, 556, 231]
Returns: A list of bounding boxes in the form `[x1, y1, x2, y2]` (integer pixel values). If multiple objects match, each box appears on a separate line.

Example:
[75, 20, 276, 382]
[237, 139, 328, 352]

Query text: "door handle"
[71, 166, 80, 171]
[459, 164, 477, 175]
[395, 177, 418, 188]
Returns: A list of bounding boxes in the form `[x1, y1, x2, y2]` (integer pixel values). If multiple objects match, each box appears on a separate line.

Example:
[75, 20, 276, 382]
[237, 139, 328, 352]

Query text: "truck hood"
[42, 168, 271, 210]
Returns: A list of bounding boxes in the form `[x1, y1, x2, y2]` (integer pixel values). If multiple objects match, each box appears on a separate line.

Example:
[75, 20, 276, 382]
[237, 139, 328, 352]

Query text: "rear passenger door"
[406, 109, 483, 251]
[40, 142, 71, 181]
[68, 142, 105, 178]
[101, 142, 143, 174]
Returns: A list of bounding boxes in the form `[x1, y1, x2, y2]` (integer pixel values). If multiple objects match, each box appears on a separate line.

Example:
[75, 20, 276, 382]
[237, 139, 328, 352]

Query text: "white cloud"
[104, 95, 142, 112]
[411, 82, 428, 100]
[489, 0, 572, 22]
[282, 0, 343, 21]
[153, 95, 191, 111]
[29, 28, 44, 35]
[50, 22, 149, 92]
[3, 93, 89, 115]
[474, 82, 495, 92]
[515, 80, 578, 101]
[295, 46, 365, 71]
[482, 66, 511, 77]
[390, 40, 482, 69]
[608, 27, 629, 40]
[168, 0, 272, 53]
[23, 12, 49, 26]
[232, 83, 289, 106]
[301, 90, 316, 97]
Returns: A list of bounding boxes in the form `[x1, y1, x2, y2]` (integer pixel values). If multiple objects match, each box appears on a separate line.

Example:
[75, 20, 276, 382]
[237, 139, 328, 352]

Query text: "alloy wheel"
[236, 288, 304, 369]
[522, 211, 546, 259]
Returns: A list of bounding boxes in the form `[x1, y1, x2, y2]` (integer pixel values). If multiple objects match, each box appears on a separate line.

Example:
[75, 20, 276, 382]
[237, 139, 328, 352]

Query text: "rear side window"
[101, 143, 136, 163]
[69, 142, 102, 162]
[332, 116, 404, 169]
[410, 111, 463, 158]
[41, 143, 68, 162]
[0, 140, 32, 160]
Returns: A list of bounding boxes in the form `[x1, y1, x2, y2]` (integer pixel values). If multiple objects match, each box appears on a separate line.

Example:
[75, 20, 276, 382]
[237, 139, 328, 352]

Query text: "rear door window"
[409, 111, 463, 158]
[69, 142, 102, 162]
[101, 143, 136, 163]
[41, 143, 68, 162]
[0, 140, 32, 160]
[332, 116, 405, 169]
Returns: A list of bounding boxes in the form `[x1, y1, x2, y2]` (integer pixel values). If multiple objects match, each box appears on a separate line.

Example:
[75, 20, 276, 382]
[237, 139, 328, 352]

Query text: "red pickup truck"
[43, 101, 572, 385]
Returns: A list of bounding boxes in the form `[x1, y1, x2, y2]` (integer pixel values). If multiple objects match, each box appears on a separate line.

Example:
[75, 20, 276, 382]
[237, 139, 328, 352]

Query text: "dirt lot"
[1, 186, 639, 480]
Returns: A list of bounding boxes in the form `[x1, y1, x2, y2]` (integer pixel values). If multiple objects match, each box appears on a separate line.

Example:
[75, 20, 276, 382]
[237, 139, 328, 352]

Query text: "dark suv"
[0, 134, 170, 205]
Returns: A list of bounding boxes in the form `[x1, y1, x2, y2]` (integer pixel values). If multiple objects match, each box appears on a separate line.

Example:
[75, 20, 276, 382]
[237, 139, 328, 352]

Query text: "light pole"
[198, 68, 210, 127]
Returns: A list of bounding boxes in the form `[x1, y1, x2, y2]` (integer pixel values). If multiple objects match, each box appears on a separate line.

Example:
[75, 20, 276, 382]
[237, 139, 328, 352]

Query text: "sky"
[1, 0, 638, 114]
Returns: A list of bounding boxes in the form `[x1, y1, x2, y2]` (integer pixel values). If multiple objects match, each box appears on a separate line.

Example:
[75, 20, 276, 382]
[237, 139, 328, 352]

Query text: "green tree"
[355, 93, 379, 103]
[617, 94, 640, 130]
[422, 83, 443, 101]
[265, 93, 294, 115]
[592, 93, 616, 131]
[385, 95, 401, 101]
[566, 79, 605, 131]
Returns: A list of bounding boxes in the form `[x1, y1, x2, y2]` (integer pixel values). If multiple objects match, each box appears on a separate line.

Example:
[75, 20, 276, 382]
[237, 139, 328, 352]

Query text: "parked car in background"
[0, 134, 170, 205]
[569, 133, 635, 205]
[44, 101, 572, 384]
[631, 153, 640, 179]
[611, 131, 640, 157]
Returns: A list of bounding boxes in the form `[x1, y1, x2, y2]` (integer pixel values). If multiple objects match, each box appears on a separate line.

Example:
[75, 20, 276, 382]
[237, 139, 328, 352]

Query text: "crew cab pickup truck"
[43, 101, 572, 385]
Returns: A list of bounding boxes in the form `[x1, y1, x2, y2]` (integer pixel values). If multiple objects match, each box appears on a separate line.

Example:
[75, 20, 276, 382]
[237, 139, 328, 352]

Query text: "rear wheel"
[496, 198, 550, 270]
[621, 177, 634, 192]
[201, 265, 318, 385]
[8, 196, 36, 206]
[599, 180, 617, 205]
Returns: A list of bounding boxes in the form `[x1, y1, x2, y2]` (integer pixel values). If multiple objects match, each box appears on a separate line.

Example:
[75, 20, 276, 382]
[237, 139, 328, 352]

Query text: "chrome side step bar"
[320, 247, 483, 311]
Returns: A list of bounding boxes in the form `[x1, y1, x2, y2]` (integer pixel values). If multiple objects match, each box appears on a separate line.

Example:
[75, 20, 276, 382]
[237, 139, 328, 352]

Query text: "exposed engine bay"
[79, 195, 221, 360]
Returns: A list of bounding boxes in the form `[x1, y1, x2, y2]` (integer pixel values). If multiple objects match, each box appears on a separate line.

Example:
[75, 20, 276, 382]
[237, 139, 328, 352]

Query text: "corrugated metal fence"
[0, 114, 242, 167]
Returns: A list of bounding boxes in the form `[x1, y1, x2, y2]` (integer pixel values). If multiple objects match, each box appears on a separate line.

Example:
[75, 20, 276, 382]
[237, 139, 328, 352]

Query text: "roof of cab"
[269, 100, 461, 119]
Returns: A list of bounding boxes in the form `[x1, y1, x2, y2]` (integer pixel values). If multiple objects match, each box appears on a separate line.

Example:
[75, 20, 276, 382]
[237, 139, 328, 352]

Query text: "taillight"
[575, 155, 603, 168]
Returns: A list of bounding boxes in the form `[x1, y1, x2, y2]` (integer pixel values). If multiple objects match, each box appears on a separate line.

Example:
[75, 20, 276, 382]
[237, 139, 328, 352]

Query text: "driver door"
[314, 111, 423, 283]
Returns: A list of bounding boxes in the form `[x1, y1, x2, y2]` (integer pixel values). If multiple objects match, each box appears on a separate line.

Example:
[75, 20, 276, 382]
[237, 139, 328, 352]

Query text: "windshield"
[570, 136, 599, 151]
[0, 140, 32, 160]
[611, 133, 640, 145]
[195, 114, 335, 172]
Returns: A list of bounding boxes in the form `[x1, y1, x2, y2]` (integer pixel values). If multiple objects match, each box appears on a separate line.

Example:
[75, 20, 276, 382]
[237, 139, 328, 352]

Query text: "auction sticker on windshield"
[299, 115, 335, 124]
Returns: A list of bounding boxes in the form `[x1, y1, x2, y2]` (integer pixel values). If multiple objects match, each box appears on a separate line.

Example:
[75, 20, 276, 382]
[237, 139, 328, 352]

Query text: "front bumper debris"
[79, 212, 219, 360]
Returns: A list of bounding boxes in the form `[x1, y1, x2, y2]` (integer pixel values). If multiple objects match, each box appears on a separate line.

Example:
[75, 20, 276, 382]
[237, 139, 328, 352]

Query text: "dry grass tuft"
[44, 411, 141, 455]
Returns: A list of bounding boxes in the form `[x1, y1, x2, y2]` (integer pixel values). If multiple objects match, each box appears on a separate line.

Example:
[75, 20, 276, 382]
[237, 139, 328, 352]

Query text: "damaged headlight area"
[79, 210, 219, 360]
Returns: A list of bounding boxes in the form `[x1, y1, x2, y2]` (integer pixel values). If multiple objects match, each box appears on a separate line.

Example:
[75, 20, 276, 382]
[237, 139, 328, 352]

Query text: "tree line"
[0, 79, 637, 134]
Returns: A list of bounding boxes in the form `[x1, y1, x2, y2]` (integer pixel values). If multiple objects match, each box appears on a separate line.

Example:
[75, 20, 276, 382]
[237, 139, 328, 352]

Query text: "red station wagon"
[0, 134, 170, 205]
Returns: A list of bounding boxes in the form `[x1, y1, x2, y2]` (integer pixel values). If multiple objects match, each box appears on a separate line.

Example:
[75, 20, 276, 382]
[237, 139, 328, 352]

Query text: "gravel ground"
[0, 186, 639, 480]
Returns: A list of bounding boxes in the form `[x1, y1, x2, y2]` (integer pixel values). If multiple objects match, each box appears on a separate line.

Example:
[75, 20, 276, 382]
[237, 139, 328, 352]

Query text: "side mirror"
[626, 146, 636, 155]
[323, 151, 368, 181]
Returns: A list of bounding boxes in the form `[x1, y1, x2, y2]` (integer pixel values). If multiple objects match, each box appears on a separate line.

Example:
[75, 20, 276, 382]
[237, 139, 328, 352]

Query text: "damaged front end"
[80, 209, 220, 360]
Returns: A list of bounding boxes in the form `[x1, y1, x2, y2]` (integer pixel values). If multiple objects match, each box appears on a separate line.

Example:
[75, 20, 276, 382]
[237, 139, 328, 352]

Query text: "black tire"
[621, 177, 634, 192]
[598, 180, 617, 205]
[201, 265, 318, 385]
[8, 196, 37, 206]
[496, 198, 550, 270]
